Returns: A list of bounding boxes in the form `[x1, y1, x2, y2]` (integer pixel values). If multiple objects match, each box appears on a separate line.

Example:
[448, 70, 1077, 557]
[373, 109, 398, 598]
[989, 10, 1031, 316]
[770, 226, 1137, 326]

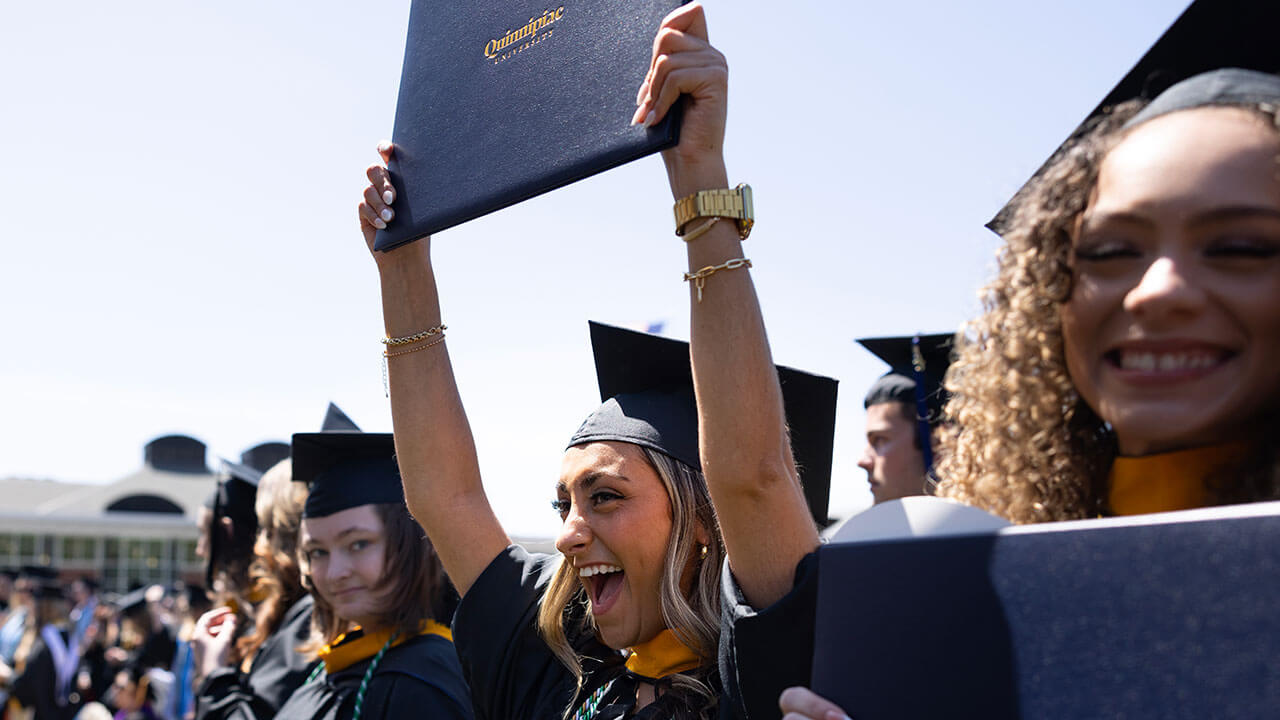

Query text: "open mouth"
[580, 564, 625, 615]
[1104, 347, 1233, 375]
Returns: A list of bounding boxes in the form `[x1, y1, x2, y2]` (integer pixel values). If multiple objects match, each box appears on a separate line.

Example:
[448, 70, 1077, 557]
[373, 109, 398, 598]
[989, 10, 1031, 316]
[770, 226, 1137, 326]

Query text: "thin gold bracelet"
[679, 217, 720, 243]
[683, 257, 751, 302]
[382, 324, 447, 346]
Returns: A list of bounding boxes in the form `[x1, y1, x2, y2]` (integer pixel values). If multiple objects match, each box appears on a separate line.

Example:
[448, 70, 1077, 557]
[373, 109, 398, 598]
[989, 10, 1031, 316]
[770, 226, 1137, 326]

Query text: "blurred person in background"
[194, 459, 314, 720]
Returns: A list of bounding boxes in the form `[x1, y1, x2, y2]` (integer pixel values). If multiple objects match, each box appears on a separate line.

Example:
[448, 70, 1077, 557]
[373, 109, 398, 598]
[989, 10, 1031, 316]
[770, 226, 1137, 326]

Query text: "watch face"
[738, 184, 754, 221]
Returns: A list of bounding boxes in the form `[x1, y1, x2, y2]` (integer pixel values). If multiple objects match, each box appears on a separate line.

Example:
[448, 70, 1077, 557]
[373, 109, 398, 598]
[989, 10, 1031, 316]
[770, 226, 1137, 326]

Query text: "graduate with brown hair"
[272, 432, 470, 720]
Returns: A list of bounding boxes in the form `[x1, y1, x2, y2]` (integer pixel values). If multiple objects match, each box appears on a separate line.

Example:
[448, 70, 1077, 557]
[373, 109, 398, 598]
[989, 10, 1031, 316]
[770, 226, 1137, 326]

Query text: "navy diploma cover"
[813, 502, 1280, 719]
[374, 0, 685, 251]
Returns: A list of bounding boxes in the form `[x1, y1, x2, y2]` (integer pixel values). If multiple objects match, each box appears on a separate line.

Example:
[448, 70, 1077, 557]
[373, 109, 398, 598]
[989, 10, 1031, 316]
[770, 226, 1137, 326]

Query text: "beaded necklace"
[304, 631, 399, 720]
[571, 677, 617, 720]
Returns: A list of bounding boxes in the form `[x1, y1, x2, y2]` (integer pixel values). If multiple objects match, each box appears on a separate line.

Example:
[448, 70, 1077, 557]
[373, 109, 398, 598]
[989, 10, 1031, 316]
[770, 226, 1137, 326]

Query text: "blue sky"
[0, 0, 1189, 535]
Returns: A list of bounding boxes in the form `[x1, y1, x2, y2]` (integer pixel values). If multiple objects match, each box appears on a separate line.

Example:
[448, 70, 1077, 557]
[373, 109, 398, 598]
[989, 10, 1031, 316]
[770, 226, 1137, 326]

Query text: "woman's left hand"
[633, 1, 729, 197]
[780, 686, 853, 720]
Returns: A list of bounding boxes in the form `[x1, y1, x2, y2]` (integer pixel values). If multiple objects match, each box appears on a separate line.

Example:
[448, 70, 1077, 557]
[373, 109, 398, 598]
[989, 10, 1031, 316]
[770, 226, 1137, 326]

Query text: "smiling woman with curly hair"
[761, 68, 1280, 720]
[936, 82, 1280, 522]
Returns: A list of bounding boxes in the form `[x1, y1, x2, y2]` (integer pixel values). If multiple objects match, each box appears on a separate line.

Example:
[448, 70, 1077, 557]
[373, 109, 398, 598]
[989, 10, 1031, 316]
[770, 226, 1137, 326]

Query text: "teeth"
[578, 564, 622, 578]
[1119, 350, 1220, 372]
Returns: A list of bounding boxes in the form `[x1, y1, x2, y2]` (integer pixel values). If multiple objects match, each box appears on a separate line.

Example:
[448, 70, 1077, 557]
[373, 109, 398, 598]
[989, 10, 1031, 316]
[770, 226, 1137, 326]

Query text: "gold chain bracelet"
[382, 323, 447, 346]
[383, 334, 447, 357]
[683, 257, 751, 302]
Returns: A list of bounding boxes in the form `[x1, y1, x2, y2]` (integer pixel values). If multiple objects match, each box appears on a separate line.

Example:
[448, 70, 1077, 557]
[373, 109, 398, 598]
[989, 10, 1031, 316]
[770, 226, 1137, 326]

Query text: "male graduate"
[855, 333, 953, 504]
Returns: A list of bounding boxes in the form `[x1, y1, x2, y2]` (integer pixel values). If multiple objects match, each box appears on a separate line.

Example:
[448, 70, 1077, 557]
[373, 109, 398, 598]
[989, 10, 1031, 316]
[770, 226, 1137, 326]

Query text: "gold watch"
[673, 183, 754, 240]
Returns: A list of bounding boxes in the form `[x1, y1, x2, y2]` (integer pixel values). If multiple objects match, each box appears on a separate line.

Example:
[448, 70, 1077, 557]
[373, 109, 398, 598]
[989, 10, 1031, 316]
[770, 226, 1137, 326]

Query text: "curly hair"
[935, 99, 1280, 522]
[535, 446, 724, 720]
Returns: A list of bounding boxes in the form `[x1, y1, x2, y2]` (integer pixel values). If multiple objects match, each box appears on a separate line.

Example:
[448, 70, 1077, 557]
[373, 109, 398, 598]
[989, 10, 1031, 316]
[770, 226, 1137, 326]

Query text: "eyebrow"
[302, 526, 378, 547]
[1077, 211, 1154, 235]
[555, 471, 629, 493]
[1187, 205, 1280, 227]
[1080, 206, 1280, 234]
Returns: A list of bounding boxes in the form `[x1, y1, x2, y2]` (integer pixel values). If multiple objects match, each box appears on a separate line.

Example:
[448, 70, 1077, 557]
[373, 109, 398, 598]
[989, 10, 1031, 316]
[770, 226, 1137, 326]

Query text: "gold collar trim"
[1108, 443, 1246, 516]
[624, 628, 701, 680]
[317, 620, 452, 674]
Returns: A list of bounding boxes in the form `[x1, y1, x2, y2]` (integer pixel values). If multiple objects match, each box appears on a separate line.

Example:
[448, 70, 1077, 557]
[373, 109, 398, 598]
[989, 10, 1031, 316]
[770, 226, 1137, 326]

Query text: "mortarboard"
[291, 432, 404, 519]
[857, 333, 955, 474]
[206, 460, 262, 587]
[321, 402, 362, 432]
[115, 587, 148, 615]
[989, 0, 1280, 232]
[19, 566, 62, 600]
[568, 322, 839, 525]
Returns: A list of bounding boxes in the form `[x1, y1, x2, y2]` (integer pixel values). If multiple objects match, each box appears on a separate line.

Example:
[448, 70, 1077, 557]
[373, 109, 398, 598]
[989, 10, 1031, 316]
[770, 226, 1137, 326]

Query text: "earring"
[699, 544, 708, 560]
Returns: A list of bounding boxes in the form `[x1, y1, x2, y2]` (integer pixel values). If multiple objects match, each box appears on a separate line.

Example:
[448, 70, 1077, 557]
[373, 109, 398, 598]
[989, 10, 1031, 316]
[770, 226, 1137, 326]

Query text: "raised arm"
[638, 3, 819, 609]
[359, 144, 510, 596]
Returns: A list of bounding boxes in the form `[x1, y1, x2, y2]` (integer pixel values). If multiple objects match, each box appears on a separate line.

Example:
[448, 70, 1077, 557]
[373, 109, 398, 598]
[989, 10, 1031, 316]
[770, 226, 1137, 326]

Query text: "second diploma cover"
[374, 0, 685, 251]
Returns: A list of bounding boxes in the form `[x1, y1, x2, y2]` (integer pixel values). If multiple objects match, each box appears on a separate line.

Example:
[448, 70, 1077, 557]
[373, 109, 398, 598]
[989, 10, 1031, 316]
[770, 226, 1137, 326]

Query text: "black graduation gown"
[453, 545, 725, 720]
[9, 629, 83, 720]
[273, 629, 472, 720]
[136, 625, 178, 671]
[196, 594, 317, 720]
[717, 552, 818, 720]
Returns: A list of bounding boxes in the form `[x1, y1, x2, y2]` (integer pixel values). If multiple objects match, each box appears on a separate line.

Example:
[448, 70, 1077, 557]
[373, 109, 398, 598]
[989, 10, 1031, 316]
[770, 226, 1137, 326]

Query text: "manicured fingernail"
[383, 190, 394, 205]
[631, 105, 646, 125]
[380, 208, 393, 222]
[374, 218, 387, 229]
[644, 110, 656, 126]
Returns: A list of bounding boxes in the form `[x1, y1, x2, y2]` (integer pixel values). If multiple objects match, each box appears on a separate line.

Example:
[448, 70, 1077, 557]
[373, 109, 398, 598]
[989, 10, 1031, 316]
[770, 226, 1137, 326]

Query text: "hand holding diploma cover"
[812, 501, 1280, 719]
[374, 0, 686, 251]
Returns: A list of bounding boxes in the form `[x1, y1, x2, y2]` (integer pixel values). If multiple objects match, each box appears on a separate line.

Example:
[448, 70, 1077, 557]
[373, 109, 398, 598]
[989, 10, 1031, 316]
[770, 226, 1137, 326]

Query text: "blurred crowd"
[0, 568, 210, 720]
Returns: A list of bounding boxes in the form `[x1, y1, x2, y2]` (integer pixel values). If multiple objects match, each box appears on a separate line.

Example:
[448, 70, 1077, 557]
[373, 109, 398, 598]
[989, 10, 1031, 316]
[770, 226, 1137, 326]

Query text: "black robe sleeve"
[718, 552, 819, 720]
[451, 545, 582, 720]
[196, 595, 317, 720]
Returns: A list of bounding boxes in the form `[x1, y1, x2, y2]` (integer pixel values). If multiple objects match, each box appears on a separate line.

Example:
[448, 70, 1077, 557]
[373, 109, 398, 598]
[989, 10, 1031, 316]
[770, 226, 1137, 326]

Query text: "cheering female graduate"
[272, 431, 471, 720]
[359, 4, 835, 718]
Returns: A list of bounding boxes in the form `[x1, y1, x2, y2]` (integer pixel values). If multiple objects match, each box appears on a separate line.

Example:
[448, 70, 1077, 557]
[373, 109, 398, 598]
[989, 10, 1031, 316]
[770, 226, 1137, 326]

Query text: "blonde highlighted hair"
[535, 446, 723, 719]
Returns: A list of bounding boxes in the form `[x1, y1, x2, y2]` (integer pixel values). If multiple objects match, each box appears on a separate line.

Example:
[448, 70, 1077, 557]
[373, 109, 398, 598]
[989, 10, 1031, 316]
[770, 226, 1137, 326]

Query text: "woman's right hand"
[780, 686, 853, 720]
[190, 606, 237, 679]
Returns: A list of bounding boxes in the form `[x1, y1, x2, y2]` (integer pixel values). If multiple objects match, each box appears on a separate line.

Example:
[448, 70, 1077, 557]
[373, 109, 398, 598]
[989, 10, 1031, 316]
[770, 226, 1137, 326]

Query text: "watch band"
[673, 183, 754, 240]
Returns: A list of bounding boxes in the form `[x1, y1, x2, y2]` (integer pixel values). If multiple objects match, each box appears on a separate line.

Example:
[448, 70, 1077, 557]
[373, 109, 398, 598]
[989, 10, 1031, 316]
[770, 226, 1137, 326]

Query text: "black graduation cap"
[568, 322, 839, 525]
[857, 333, 955, 473]
[291, 432, 404, 519]
[18, 566, 62, 600]
[240, 441, 290, 473]
[115, 587, 148, 615]
[321, 402, 362, 432]
[206, 460, 262, 587]
[989, 0, 1280, 232]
